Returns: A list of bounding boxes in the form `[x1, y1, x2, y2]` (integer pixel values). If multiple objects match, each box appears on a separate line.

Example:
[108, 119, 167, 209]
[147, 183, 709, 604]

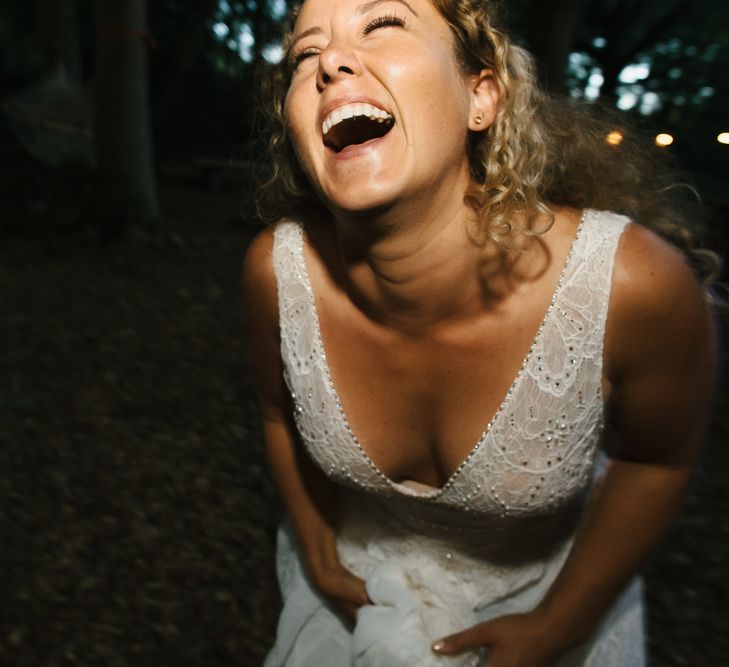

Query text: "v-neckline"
[296, 210, 589, 499]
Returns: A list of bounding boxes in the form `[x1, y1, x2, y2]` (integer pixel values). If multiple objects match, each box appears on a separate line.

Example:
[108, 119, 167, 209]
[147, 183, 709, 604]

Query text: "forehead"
[293, 0, 439, 30]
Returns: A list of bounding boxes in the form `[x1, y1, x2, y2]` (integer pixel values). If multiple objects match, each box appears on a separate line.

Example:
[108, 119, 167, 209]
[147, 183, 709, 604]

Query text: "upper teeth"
[322, 103, 393, 136]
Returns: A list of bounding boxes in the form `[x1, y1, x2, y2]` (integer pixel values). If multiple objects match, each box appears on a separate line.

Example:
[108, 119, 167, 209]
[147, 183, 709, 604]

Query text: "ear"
[467, 69, 500, 132]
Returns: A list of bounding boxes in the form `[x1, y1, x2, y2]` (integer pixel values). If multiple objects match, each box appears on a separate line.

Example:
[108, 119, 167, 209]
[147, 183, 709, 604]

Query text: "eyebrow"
[292, 25, 325, 43]
[290, 0, 419, 48]
[356, 0, 419, 17]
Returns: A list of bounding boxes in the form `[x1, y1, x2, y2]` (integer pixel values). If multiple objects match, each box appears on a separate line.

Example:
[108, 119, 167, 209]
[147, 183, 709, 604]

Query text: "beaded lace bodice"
[273, 210, 628, 530]
[268, 211, 640, 667]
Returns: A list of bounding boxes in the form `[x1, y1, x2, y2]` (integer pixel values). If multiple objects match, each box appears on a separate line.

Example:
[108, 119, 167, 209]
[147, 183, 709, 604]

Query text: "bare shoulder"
[605, 220, 715, 386]
[241, 224, 278, 326]
[610, 223, 706, 328]
[241, 224, 289, 415]
[602, 222, 717, 462]
[242, 225, 276, 293]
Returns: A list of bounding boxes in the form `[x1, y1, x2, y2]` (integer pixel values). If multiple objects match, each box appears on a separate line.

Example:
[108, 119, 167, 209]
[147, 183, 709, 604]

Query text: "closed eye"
[362, 13, 407, 35]
[288, 48, 319, 72]
[288, 12, 407, 72]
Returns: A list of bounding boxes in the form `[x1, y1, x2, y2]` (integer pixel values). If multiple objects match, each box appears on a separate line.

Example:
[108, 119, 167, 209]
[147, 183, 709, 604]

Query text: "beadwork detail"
[273, 210, 629, 517]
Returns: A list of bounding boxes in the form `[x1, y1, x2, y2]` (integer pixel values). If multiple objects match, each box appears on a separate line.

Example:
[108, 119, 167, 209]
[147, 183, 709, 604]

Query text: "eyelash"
[289, 48, 319, 70]
[288, 13, 407, 71]
[362, 13, 407, 35]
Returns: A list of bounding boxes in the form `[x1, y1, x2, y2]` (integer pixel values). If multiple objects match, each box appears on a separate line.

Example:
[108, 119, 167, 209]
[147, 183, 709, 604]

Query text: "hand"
[432, 611, 567, 667]
[311, 563, 371, 625]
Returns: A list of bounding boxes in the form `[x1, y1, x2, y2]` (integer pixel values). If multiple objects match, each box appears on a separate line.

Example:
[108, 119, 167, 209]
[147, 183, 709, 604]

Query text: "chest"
[273, 213, 624, 505]
[317, 299, 552, 486]
[282, 270, 607, 509]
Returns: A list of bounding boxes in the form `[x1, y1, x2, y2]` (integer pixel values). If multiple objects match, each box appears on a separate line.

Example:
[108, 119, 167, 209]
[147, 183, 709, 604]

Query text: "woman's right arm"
[241, 228, 369, 622]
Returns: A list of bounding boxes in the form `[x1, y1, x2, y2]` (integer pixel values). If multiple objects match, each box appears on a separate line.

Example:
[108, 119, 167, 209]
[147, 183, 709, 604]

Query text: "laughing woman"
[243, 0, 717, 665]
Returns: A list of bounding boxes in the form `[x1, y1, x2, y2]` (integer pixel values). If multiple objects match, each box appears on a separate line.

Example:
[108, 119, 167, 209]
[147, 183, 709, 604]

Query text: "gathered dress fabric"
[264, 210, 645, 667]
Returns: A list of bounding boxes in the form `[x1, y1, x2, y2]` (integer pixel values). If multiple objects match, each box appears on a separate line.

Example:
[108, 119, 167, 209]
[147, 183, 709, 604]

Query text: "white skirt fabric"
[264, 521, 646, 667]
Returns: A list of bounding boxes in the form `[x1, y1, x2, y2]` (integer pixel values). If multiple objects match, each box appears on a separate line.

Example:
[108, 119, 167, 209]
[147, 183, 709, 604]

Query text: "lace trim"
[289, 211, 587, 498]
[273, 210, 629, 508]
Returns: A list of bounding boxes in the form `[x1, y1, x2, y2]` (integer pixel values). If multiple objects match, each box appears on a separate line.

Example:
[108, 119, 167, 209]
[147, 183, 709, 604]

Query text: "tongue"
[325, 115, 394, 152]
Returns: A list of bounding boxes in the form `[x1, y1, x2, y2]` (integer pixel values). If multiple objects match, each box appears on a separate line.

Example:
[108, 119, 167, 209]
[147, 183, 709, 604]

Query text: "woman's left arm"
[434, 224, 718, 666]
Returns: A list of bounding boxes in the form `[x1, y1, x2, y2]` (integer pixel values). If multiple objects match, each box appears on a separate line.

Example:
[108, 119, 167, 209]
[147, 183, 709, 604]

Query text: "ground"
[1, 168, 727, 666]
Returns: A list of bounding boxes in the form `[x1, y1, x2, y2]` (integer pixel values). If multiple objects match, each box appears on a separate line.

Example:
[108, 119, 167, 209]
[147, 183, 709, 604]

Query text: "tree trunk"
[527, 0, 582, 92]
[35, 0, 82, 86]
[156, 0, 218, 121]
[95, 0, 160, 237]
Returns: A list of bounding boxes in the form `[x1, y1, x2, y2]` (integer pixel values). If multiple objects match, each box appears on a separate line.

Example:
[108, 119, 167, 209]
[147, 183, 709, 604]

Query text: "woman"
[243, 0, 717, 664]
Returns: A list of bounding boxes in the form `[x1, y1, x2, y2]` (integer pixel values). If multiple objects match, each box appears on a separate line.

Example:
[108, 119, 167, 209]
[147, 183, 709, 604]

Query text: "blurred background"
[1, 1, 727, 665]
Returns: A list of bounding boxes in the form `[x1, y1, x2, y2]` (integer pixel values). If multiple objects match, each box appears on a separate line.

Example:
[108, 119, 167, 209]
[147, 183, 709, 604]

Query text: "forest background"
[1, 1, 728, 666]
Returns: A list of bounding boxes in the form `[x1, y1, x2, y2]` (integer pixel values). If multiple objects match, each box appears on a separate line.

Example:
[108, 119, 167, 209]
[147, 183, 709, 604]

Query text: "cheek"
[402, 60, 471, 133]
[283, 88, 299, 140]
[284, 91, 312, 165]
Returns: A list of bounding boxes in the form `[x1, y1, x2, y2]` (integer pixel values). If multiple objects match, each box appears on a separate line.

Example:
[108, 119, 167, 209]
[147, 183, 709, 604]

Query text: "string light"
[718, 132, 729, 145]
[655, 133, 674, 147]
[606, 131, 624, 146]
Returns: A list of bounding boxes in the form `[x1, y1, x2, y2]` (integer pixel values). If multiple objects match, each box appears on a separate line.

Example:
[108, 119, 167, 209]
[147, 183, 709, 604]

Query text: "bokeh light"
[655, 133, 674, 147]
[717, 132, 729, 145]
[606, 131, 624, 146]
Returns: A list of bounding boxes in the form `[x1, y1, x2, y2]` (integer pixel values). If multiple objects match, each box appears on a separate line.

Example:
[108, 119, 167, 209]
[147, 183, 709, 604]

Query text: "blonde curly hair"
[256, 0, 719, 283]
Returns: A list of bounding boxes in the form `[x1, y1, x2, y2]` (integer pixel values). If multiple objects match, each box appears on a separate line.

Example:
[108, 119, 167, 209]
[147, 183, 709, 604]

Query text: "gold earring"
[474, 115, 483, 124]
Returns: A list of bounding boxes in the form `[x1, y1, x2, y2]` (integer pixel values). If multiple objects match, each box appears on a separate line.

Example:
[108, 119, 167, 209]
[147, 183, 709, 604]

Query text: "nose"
[316, 41, 361, 90]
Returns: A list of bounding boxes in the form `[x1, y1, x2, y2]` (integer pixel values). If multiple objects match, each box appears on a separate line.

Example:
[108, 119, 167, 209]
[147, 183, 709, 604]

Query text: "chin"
[318, 181, 400, 219]
[318, 203, 386, 226]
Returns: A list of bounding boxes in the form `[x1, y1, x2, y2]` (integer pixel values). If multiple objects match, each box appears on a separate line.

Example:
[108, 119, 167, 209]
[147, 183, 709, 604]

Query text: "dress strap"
[570, 210, 630, 350]
[272, 219, 305, 301]
[272, 219, 319, 379]
[522, 209, 630, 400]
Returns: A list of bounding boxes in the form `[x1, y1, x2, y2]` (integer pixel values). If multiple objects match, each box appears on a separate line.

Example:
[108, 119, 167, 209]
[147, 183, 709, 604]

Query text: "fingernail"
[432, 640, 445, 652]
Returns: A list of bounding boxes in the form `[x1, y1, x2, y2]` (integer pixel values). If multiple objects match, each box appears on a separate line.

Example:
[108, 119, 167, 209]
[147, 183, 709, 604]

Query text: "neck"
[330, 187, 491, 334]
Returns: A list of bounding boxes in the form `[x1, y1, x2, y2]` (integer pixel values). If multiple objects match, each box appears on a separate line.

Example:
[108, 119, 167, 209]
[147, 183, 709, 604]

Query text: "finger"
[334, 592, 367, 623]
[335, 571, 371, 607]
[330, 573, 371, 626]
[351, 575, 372, 606]
[432, 622, 494, 655]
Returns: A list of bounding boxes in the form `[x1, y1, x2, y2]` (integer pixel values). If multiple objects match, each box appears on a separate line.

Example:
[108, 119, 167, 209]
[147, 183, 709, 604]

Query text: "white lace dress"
[264, 210, 645, 667]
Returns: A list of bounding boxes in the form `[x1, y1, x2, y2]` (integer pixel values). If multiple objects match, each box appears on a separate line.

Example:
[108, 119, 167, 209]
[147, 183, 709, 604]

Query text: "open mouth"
[322, 103, 395, 153]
